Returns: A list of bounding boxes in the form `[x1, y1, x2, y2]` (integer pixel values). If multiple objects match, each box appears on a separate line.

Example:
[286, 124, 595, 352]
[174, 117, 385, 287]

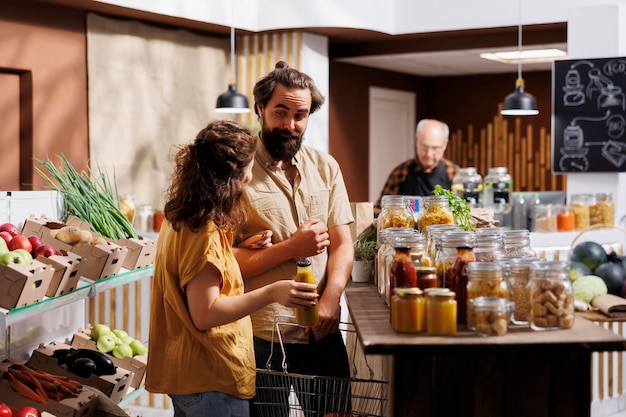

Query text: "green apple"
[0, 237, 8, 255]
[0, 251, 28, 265]
[90, 324, 111, 341]
[129, 339, 148, 356]
[112, 343, 133, 359]
[96, 334, 116, 353]
[112, 329, 129, 339]
[12, 248, 33, 265]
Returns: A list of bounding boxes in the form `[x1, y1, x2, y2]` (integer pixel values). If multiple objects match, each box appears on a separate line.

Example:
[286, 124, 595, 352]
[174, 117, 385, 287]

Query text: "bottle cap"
[297, 258, 312, 267]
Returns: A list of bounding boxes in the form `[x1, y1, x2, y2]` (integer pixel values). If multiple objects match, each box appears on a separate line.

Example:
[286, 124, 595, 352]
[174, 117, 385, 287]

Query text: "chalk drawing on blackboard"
[587, 68, 626, 111]
[558, 111, 612, 171]
[562, 60, 594, 106]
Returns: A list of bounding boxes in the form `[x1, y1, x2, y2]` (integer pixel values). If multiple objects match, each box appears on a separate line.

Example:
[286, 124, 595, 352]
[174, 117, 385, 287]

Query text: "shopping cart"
[255, 316, 388, 417]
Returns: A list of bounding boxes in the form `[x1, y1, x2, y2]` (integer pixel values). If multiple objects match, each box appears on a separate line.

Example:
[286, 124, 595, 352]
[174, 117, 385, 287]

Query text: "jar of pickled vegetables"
[419, 196, 454, 231]
[529, 260, 575, 331]
[465, 262, 509, 330]
[391, 287, 425, 333]
[378, 195, 415, 245]
[426, 289, 457, 336]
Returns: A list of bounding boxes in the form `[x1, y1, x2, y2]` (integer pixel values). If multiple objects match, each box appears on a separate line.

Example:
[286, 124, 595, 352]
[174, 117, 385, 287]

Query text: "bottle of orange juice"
[295, 258, 318, 327]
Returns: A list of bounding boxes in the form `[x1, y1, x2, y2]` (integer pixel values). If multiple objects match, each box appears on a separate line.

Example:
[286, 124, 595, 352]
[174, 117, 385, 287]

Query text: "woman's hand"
[237, 230, 273, 250]
[271, 280, 318, 308]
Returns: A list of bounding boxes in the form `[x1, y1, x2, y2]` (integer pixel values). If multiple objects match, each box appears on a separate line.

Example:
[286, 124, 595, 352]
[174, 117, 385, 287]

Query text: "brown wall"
[0, 2, 89, 190]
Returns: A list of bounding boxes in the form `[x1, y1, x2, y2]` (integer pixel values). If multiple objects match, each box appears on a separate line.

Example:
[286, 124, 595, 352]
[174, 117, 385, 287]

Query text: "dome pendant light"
[215, 11, 250, 114]
[501, 0, 538, 116]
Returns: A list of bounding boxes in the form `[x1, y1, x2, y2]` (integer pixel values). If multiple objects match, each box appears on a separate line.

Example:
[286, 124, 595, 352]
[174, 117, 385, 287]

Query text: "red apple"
[0, 223, 19, 237]
[33, 243, 56, 258]
[8, 234, 32, 253]
[0, 231, 12, 246]
[27, 235, 43, 253]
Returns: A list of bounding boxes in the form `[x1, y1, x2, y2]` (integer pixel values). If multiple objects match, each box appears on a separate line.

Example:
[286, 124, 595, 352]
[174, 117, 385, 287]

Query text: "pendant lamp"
[215, 19, 250, 113]
[501, 0, 538, 116]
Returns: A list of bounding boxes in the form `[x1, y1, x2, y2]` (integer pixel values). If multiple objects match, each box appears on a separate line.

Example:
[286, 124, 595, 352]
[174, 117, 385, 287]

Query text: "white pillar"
[566, 2, 626, 227]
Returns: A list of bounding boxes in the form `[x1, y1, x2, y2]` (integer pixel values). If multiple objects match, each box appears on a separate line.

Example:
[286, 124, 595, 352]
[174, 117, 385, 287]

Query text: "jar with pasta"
[435, 231, 475, 289]
[596, 193, 614, 226]
[419, 196, 454, 231]
[465, 262, 509, 330]
[571, 194, 590, 231]
[377, 195, 415, 246]
[529, 260, 574, 331]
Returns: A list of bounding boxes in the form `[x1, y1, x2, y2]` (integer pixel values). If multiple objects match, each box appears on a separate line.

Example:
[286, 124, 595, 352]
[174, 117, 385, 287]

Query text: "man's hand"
[288, 219, 330, 259]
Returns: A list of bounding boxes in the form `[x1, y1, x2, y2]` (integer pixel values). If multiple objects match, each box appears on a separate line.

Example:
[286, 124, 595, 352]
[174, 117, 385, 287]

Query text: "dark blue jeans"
[251, 331, 351, 417]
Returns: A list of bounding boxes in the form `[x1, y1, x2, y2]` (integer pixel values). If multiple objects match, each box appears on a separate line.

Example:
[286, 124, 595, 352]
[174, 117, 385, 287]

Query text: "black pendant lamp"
[500, 0, 538, 116]
[215, 23, 250, 114]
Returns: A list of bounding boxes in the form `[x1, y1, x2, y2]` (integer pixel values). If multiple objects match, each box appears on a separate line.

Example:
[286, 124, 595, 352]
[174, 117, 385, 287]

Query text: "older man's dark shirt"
[374, 157, 459, 215]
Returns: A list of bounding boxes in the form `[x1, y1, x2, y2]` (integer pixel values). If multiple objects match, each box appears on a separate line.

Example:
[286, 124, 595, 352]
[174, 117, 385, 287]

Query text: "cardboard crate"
[71, 327, 147, 389]
[37, 251, 83, 298]
[115, 236, 155, 270]
[0, 259, 54, 310]
[22, 215, 128, 281]
[27, 341, 133, 403]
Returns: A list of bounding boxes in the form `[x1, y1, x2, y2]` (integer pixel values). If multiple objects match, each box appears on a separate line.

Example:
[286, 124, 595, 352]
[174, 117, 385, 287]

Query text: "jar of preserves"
[419, 196, 454, 231]
[378, 228, 418, 304]
[501, 229, 537, 258]
[377, 195, 415, 246]
[451, 167, 483, 207]
[556, 205, 575, 232]
[596, 193, 615, 226]
[465, 262, 509, 330]
[426, 289, 457, 336]
[395, 233, 431, 267]
[473, 232, 503, 262]
[469, 297, 514, 336]
[481, 167, 513, 215]
[391, 287, 425, 333]
[294, 258, 318, 327]
[416, 266, 438, 290]
[435, 231, 475, 288]
[529, 260, 575, 331]
[450, 246, 474, 325]
[389, 246, 417, 295]
[571, 194, 591, 231]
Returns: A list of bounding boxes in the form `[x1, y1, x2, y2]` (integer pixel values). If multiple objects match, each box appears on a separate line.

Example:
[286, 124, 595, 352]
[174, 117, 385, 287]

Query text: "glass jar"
[134, 204, 154, 234]
[571, 194, 591, 231]
[419, 196, 454, 231]
[596, 193, 615, 226]
[389, 246, 417, 297]
[435, 231, 475, 288]
[533, 204, 558, 233]
[501, 229, 537, 258]
[377, 195, 415, 246]
[294, 258, 319, 327]
[529, 260, 575, 331]
[391, 287, 425, 333]
[481, 167, 513, 214]
[556, 205, 575, 232]
[395, 232, 431, 267]
[588, 194, 601, 226]
[416, 266, 438, 290]
[473, 233, 503, 262]
[377, 227, 414, 300]
[469, 297, 514, 336]
[465, 262, 509, 330]
[450, 246, 474, 325]
[153, 209, 165, 232]
[424, 224, 461, 264]
[426, 289, 457, 336]
[119, 193, 136, 224]
[502, 257, 534, 325]
[451, 167, 483, 207]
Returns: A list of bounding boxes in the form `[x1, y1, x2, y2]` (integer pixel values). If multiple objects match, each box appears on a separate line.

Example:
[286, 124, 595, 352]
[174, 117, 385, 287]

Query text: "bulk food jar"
[377, 195, 415, 246]
[419, 195, 454, 231]
[482, 167, 513, 214]
[465, 262, 509, 330]
[529, 260, 575, 331]
[435, 231, 475, 289]
[451, 167, 483, 207]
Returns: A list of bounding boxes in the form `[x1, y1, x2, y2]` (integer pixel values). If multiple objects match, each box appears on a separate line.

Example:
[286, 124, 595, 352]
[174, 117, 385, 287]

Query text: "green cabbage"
[572, 275, 608, 303]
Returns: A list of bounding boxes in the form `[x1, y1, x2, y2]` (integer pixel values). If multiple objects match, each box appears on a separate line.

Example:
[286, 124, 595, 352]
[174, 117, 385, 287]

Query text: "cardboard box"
[115, 236, 155, 270]
[27, 341, 133, 403]
[71, 327, 147, 389]
[0, 259, 54, 310]
[22, 215, 128, 281]
[37, 251, 83, 297]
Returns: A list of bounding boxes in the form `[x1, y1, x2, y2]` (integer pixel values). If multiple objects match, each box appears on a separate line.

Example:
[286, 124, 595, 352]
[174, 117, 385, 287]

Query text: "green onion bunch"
[34, 154, 138, 240]
[433, 185, 474, 231]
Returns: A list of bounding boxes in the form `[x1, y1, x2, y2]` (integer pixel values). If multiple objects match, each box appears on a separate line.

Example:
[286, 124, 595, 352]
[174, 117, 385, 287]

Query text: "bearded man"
[233, 61, 354, 417]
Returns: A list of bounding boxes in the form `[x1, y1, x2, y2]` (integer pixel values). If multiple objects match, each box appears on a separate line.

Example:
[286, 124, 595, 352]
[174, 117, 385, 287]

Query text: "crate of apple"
[0, 222, 61, 265]
[90, 324, 148, 359]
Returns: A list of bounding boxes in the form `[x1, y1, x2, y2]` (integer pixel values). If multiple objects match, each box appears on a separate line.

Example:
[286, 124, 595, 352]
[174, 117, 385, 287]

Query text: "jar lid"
[426, 289, 456, 299]
[469, 297, 515, 312]
[415, 266, 437, 274]
[394, 287, 423, 297]
[424, 287, 451, 295]
[297, 258, 312, 267]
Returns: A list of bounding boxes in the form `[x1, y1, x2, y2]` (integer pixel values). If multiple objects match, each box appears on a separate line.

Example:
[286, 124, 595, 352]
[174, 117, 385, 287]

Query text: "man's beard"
[260, 125, 304, 163]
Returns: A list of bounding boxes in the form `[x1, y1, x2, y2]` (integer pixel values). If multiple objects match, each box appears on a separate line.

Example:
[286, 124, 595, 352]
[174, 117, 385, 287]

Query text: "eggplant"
[70, 357, 97, 378]
[73, 348, 117, 375]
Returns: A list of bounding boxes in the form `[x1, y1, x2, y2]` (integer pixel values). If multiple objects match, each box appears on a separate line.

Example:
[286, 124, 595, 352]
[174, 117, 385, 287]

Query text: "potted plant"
[353, 224, 377, 282]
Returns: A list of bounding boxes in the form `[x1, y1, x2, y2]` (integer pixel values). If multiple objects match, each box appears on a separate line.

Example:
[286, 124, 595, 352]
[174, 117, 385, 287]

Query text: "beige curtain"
[87, 13, 229, 212]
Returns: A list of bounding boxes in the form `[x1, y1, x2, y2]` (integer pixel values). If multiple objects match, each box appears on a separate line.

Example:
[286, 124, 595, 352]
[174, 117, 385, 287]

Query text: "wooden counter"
[345, 283, 626, 417]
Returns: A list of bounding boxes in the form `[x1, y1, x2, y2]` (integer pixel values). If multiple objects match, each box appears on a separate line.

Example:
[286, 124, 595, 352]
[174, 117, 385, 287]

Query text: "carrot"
[55, 377, 82, 392]
[7, 369, 34, 388]
[5, 372, 47, 404]
[24, 372, 49, 402]
[39, 378, 61, 393]
[13, 365, 56, 383]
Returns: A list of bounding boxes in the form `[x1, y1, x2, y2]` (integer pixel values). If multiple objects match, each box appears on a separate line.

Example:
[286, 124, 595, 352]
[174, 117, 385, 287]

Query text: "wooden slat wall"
[446, 108, 567, 192]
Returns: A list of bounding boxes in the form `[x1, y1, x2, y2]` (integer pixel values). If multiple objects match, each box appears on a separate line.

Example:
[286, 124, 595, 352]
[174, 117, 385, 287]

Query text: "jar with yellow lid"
[391, 287, 425, 333]
[419, 196, 454, 231]
[426, 289, 457, 336]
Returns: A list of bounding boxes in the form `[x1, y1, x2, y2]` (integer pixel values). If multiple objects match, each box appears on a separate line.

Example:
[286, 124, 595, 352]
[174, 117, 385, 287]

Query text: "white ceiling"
[335, 42, 568, 77]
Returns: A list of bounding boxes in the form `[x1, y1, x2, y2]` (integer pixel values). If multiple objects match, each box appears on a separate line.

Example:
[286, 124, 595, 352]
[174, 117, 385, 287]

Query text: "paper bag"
[350, 202, 375, 242]
[591, 294, 626, 318]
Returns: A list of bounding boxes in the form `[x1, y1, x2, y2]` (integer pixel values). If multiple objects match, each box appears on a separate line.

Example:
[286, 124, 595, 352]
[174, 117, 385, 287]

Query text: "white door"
[368, 87, 416, 202]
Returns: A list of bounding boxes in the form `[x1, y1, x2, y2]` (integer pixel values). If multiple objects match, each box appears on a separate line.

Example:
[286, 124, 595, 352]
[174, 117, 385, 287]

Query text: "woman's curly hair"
[163, 120, 257, 233]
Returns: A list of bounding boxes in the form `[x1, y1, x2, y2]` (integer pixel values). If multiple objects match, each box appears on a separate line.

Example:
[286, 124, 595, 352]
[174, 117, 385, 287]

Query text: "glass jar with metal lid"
[473, 232, 503, 262]
[571, 193, 591, 231]
[391, 287, 425, 333]
[468, 297, 515, 336]
[465, 262, 509, 330]
[426, 289, 457, 336]
[377, 195, 415, 246]
[434, 231, 475, 289]
[424, 224, 461, 264]
[419, 195, 454, 231]
[415, 266, 438, 290]
[395, 232, 431, 268]
[501, 229, 537, 258]
[529, 260, 575, 331]
[596, 193, 614, 226]
[497, 257, 533, 325]
[377, 228, 417, 304]
[451, 167, 483, 207]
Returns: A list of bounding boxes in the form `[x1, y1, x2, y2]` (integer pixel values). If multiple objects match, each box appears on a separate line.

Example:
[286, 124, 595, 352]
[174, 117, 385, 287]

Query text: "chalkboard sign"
[553, 57, 626, 173]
